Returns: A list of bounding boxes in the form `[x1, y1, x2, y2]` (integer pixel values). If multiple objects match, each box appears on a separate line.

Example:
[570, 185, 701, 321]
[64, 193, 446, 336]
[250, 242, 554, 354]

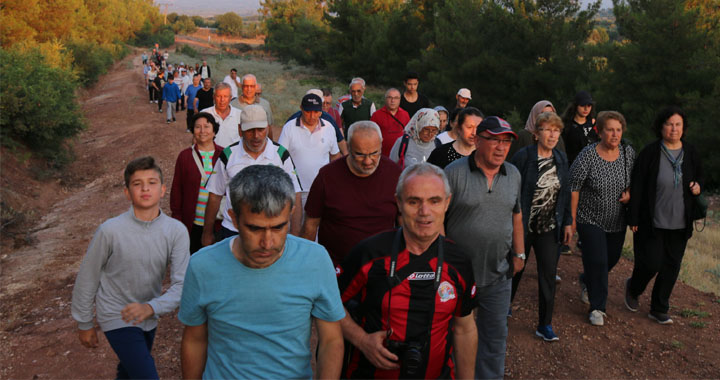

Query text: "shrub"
[64, 41, 115, 86]
[177, 44, 199, 58]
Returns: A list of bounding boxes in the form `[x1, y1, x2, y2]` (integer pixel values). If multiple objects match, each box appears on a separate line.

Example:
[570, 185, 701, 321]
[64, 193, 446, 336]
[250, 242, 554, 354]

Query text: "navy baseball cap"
[574, 90, 594, 106]
[301, 94, 322, 112]
[476, 116, 517, 138]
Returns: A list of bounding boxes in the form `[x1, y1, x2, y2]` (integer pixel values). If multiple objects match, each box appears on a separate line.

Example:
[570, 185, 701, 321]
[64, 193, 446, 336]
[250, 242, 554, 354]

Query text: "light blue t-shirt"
[178, 235, 345, 380]
[185, 84, 202, 110]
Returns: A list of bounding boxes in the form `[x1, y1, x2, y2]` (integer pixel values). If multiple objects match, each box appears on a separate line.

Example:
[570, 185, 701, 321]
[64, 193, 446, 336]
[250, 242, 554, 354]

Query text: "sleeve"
[336, 241, 370, 303]
[146, 224, 190, 315]
[389, 137, 402, 163]
[370, 102, 376, 116]
[311, 249, 346, 322]
[177, 258, 207, 326]
[426, 146, 442, 167]
[162, 84, 168, 101]
[304, 169, 326, 218]
[71, 225, 112, 330]
[328, 127, 340, 155]
[278, 124, 290, 151]
[265, 103, 274, 126]
[559, 152, 573, 226]
[282, 153, 303, 192]
[170, 151, 185, 221]
[570, 150, 589, 192]
[512, 168, 521, 214]
[628, 146, 647, 226]
[206, 157, 228, 196]
[455, 259, 477, 317]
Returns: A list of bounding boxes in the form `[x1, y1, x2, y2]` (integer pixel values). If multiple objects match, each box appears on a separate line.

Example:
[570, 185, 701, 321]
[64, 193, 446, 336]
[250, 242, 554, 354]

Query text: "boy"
[71, 156, 190, 379]
[162, 74, 182, 124]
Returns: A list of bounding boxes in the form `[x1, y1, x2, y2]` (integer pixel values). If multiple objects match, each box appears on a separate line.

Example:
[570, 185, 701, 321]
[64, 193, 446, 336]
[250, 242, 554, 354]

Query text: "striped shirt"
[193, 151, 215, 226]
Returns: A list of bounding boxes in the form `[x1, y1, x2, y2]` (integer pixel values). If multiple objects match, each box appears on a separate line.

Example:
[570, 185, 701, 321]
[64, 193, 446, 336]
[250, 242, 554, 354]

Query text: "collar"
[239, 137, 275, 160]
[295, 116, 325, 130]
[128, 206, 163, 227]
[467, 151, 507, 175]
[209, 105, 239, 120]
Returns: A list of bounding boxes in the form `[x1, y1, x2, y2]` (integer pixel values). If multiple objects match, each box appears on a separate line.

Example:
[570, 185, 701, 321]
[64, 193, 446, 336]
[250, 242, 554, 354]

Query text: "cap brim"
[486, 129, 518, 139]
[241, 121, 268, 131]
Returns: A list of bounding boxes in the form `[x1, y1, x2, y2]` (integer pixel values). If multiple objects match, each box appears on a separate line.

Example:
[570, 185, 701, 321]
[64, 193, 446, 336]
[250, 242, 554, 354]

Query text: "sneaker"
[173, 117, 176, 122]
[166, 120, 171, 124]
[624, 278, 638, 312]
[149, 100, 153, 104]
[560, 244, 572, 255]
[159, 109, 163, 113]
[589, 310, 606, 326]
[507, 307, 512, 318]
[185, 129, 192, 133]
[579, 277, 589, 304]
[154, 100, 158, 103]
[648, 311, 673, 325]
[555, 274, 562, 283]
[535, 325, 559, 342]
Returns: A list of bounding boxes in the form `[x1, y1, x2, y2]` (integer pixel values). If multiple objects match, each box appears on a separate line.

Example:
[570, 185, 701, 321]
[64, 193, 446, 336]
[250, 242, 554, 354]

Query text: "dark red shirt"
[371, 106, 410, 157]
[305, 156, 401, 264]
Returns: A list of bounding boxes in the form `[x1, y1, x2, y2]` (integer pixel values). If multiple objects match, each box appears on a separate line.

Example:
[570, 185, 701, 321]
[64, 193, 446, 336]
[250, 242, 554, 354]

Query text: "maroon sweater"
[170, 143, 224, 233]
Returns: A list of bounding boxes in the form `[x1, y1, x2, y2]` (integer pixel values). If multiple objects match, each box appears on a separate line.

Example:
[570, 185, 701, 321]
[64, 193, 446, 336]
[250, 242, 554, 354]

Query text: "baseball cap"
[457, 88, 472, 99]
[574, 90, 594, 106]
[240, 105, 268, 131]
[305, 88, 324, 98]
[476, 116, 517, 138]
[301, 94, 323, 112]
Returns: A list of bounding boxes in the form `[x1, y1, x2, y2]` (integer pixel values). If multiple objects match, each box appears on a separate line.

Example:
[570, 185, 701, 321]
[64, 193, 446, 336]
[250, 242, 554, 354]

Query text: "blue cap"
[476, 116, 517, 138]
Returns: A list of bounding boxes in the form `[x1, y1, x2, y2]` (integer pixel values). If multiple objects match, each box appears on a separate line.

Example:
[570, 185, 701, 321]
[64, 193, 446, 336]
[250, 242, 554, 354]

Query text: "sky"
[165, 0, 613, 17]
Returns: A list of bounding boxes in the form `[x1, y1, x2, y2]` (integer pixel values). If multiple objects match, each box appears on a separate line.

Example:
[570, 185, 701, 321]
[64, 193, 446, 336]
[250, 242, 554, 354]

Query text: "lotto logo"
[407, 272, 435, 280]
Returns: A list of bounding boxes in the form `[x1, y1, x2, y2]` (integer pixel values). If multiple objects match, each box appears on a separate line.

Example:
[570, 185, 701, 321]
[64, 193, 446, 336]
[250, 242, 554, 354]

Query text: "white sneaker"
[580, 286, 589, 304]
[589, 310, 606, 326]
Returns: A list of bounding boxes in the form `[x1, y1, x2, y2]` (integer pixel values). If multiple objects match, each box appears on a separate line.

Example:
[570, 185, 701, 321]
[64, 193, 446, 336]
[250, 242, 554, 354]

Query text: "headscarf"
[525, 100, 556, 133]
[433, 105, 449, 115]
[405, 108, 440, 146]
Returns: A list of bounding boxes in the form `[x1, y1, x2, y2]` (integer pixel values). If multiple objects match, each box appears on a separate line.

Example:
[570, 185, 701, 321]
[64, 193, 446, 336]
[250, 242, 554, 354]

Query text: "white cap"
[240, 105, 268, 131]
[457, 88, 472, 99]
[306, 88, 323, 98]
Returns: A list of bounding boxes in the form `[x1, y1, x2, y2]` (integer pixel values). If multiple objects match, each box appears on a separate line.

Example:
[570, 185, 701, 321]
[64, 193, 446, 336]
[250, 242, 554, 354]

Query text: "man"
[444, 116, 524, 380]
[180, 165, 345, 379]
[455, 88, 472, 109]
[200, 82, 241, 147]
[301, 121, 401, 265]
[152, 69, 166, 112]
[199, 60, 211, 79]
[340, 77, 376, 135]
[254, 82, 264, 103]
[370, 88, 410, 157]
[428, 107, 483, 169]
[195, 78, 214, 114]
[399, 71, 430, 119]
[184, 74, 202, 132]
[231, 74, 274, 135]
[222, 68, 241, 100]
[178, 68, 191, 111]
[202, 105, 303, 247]
[337, 163, 477, 379]
[279, 94, 341, 210]
[287, 89, 348, 156]
[322, 88, 342, 128]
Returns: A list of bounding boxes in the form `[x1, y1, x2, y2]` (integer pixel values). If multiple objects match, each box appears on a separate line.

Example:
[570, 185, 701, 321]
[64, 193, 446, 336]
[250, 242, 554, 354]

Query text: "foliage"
[173, 15, 198, 34]
[178, 44, 200, 59]
[64, 41, 115, 86]
[0, 48, 85, 161]
[132, 22, 176, 48]
[261, 0, 330, 66]
[192, 16, 207, 27]
[216, 12, 245, 36]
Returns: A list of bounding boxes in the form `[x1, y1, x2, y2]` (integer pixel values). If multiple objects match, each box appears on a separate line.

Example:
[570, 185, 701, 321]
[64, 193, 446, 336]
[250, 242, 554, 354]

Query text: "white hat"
[457, 88, 472, 99]
[240, 105, 268, 131]
[306, 88, 323, 98]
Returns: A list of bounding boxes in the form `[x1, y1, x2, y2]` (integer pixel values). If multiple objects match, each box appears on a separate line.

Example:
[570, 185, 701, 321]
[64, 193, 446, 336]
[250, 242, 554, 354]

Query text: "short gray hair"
[229, 165, 295, 217]
[385, 88, 400, 98]
[349, 77, 366, 89]
[241, 73, 257, 83]
[347, 120, 382, 145]
[214, 82, 231, 93]
[396, 162, 451, 200]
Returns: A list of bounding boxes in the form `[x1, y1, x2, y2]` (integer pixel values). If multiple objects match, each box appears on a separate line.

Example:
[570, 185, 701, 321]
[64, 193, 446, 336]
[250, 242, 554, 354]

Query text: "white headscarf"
[405, 108, 440, 146]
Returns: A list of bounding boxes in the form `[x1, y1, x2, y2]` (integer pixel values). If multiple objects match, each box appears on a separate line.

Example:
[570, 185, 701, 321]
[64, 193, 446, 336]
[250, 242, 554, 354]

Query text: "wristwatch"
[514, 252, 526, 260]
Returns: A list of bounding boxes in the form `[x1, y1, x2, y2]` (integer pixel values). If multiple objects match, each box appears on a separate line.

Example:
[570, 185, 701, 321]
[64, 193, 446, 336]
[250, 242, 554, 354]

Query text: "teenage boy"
[71, 156, 190, 380]
[162, 74, 182, 124]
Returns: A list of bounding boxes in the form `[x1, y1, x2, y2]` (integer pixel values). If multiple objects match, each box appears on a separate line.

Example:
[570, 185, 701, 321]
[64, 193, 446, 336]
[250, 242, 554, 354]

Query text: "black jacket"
[628, 139, 704, 239]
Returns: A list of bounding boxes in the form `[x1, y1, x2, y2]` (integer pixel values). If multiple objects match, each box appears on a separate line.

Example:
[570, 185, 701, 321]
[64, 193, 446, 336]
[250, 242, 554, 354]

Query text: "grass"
[670, 339, 683, 349]
[680, 308, 710, 318]
[689, 321, 707, 328]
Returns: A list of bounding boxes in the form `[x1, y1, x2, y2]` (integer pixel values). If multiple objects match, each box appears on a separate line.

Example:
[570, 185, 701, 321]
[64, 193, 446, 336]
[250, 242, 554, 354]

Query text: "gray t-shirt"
[445, 155, 521, 287]
[654, 147, 685, 229]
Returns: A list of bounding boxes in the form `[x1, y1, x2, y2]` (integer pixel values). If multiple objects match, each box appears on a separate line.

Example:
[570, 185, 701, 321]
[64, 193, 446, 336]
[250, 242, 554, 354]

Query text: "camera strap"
[386, 228, 445, 341]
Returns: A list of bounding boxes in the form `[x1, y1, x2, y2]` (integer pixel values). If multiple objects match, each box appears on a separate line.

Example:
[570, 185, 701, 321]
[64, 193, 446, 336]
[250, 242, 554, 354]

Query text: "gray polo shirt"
[444, 153, 521, 287]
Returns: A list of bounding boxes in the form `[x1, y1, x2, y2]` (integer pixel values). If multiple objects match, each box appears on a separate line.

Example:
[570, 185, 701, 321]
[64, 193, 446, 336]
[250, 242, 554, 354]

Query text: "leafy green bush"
[0, 48, 85, 161]
[177, 44, 199, 58]
[64, 41, 115, 86]
[132, 22, 175, 48]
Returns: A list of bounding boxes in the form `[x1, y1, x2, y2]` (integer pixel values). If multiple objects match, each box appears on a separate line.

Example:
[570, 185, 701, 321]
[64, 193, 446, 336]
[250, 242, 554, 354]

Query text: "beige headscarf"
[405, 108, 440, 145]
[525, 100, 556, 133]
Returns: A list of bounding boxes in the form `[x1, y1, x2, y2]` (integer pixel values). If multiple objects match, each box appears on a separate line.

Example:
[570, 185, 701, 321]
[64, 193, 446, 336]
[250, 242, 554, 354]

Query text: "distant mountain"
[163, 0, 260, 17]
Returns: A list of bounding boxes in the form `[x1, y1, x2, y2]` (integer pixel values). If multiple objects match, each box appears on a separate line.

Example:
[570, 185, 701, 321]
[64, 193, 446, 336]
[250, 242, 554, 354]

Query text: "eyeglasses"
[350, 151, 381, 160]
[477, 135, 513, 145]
[537, 128, 561, 135]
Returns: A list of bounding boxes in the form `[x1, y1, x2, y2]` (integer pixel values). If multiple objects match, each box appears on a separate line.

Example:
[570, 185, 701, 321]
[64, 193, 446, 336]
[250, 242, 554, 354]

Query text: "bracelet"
[514, 252, 526, 260]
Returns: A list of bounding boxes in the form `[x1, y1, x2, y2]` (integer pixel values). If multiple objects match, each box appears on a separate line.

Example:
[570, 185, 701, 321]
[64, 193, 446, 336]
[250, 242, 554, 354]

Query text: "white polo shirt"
[201, 106, 242, 148]
[278, 117, 339, 192]
[206, 138, 302, 232]
[222, 75, 239, 99]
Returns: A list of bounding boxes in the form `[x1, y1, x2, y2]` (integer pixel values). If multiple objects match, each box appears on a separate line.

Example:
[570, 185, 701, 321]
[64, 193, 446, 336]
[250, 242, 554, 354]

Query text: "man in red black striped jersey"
[337, 162, 477, 379]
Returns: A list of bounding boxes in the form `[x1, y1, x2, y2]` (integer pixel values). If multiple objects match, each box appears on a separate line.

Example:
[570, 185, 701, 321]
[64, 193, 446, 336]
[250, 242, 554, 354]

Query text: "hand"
[630, 225, 638, 233]
[78, 328, 99, 348]
[512, 256, 525, 275]
[358, 330, 399, 370]
[201, 229, 214, 247]
[121, 303, 154, 325]
[563, 225, 573, 245]
[689, 181, 701, 196]
[619, 189, 630, 204]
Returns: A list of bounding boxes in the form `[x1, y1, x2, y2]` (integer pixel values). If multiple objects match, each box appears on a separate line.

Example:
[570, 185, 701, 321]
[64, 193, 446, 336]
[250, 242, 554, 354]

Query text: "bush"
[177, 44, 199, 58]
[132, 22, 175, 48]
[0, 48, 85, 161]
[64, 41, 115, 86]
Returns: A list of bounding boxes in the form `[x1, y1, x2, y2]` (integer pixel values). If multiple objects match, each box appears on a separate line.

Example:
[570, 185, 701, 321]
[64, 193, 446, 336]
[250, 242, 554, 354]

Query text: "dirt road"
[1, 51, 718, 379]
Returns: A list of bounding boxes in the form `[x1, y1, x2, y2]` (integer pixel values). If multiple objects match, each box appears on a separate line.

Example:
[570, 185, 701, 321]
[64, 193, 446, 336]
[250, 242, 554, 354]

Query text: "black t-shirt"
[400, 92, 430, 119]
[195, 88, 214, 111]
[337, 230, 476, 379]
[563, 118, 597, 164]
[427, 141, 466, 169]
[153, 75, 166, 93]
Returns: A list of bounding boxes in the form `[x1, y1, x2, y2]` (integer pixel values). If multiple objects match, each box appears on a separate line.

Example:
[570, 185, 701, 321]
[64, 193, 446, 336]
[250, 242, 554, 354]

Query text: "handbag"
[692, 192, 708, 232]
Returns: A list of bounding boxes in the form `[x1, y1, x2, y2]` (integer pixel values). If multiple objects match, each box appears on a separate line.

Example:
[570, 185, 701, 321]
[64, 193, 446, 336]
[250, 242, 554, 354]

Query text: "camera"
[386, 339, 426, 377]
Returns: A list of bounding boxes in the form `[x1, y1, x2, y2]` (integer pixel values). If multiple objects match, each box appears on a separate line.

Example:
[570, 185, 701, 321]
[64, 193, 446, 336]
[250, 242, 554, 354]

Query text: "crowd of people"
[70, 53, 706, 379]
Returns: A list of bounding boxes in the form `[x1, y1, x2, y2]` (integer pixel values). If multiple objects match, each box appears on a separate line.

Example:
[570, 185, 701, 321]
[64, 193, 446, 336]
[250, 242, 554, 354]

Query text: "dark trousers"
[157, 89, 163, 110]
[186, 108, 196, 131]
[577, 223, 625, 312]
[104, 327, 158, 380]
[511, 229, 559, 326]
[190, 224, 203, 254]
[177, 96, 184, 111]
[218, 226, 238, 241]
[148, 82, 154, 101]
[629, 228, 688, 314]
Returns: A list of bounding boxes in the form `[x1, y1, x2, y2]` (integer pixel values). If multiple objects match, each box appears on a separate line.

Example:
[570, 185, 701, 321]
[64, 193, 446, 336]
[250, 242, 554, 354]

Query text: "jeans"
[475, 278, 511, 380]
[104, 327, 158, 380]
[166, 102, 176, 121]
[629, 228, 688, 313]
[511, 229, 559, 326]
[577, 223, 626, 312]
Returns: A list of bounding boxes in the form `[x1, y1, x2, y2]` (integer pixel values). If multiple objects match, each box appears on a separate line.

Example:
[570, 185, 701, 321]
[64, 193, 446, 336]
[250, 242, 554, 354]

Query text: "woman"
[508, 100, 566, 159]
[389, 108, 441, 167]
[170, 112, 224, 253]
[570, 111, 634, 326]
[434, 105, 449, 132]
[437, 107, 463, 144]
[510, 112, 572, 341]
[562, 90, 598, 164]
[626, 106, 704, 324]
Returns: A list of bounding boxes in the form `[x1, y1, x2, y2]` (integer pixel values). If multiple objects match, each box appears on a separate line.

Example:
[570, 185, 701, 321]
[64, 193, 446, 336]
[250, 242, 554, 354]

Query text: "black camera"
[386, 339, 426, 377]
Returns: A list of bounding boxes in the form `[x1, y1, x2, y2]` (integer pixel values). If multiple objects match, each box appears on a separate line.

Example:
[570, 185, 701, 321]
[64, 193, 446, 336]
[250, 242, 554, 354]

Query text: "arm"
[201, 193, 222, 246]
[181, 323, 208, 380]
[71, 226, 111, 344]
[300, 216, 321, 242]
[571, 191, 579, 235]
[290, 192, 302, 236]
[144, 226, 190, 315]
[512, 211, 525, 275]
[339, 310, 399, 370]
[193, 96, 199, 111]
[315, 318, 344, 379]
[452, 313, 477, 380]
[170, 153, 185, 220]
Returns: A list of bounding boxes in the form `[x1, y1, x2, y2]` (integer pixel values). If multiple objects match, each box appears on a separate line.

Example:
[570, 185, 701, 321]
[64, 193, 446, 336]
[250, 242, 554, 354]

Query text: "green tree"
[173, 15, 198, 34]
[216, 12, 244, 36]
[191, 15, 206, 27]
[261, 0, 329, 65]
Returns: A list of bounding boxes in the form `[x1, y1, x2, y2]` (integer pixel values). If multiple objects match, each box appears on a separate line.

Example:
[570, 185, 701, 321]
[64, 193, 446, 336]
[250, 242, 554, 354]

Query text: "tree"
[261, 0, 330, 65]
[173, 15, 198, 34]
[216, 12, 244, 36]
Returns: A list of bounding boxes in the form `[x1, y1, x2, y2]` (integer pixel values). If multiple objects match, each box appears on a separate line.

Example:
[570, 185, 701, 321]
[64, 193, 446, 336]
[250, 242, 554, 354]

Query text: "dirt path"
[1, 52, 719, 379]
